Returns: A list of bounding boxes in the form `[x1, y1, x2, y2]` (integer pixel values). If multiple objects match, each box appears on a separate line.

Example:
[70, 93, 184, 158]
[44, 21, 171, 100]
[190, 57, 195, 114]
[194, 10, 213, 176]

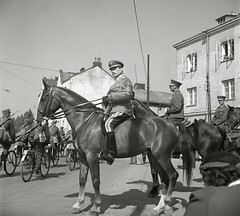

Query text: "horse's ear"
[42, 79, 49, 90]
[194, 119, 197, 123]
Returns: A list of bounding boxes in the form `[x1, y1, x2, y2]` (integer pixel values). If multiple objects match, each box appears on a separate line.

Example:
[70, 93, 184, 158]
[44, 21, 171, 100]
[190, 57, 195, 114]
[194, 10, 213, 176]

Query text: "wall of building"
[175, 17, 240, 121]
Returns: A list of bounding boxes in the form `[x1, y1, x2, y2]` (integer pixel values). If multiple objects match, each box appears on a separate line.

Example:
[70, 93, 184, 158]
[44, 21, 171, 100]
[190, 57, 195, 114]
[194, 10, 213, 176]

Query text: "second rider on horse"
[99, 60, 134, 165]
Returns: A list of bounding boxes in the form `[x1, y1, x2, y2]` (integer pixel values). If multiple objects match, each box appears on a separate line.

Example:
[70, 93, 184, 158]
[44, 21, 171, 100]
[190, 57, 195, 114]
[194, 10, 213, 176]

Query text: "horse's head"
[225, 105, 240, 129]
[37, 79, 61, 122]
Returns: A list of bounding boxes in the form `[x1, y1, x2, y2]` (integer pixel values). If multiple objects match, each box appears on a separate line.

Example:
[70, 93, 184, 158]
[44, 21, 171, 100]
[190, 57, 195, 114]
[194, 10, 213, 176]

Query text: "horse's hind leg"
[147, 151, 160, 197]
[72, 162, 89, 213]
[153, 157, 178, 212]
[87, 153, 101, 215]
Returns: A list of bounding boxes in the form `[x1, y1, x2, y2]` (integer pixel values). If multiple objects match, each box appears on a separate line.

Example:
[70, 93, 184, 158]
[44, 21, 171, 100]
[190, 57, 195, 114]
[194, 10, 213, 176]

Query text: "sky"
[1, 0, 239, 117]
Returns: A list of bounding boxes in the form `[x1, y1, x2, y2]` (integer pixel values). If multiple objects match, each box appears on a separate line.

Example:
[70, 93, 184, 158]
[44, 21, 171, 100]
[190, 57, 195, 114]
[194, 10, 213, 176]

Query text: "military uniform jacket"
[105, 73, 133, 115]
[211, 104, 228, 126]
[1, 118, 15, 142]
[184, 184, 240, 216]
[49, 125, 61, 143]
[166, 89, 184, 119]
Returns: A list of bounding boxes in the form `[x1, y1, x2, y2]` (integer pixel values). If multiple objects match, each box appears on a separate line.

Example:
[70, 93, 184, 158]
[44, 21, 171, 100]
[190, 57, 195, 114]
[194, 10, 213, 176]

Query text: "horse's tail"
[179, 124, 193, 186]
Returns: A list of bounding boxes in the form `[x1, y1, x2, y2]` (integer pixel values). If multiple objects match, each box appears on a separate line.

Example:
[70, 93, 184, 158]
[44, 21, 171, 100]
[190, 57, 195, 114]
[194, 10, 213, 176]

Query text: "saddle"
[219, 128, 240, 152]
[101, 115, 135, 136]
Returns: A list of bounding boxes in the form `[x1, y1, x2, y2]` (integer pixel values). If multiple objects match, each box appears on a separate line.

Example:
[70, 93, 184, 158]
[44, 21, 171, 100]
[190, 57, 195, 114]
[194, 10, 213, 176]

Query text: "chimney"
[92, 57, 102, 68]
[59, 70, 63, 84]
[80, 67, 85, 73]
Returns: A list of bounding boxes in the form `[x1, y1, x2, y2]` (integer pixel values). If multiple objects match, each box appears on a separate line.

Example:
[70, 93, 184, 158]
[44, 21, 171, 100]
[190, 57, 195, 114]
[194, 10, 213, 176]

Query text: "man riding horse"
[99, 60, 134, 165]
[164, 79, 184, 126]
[211, 95, 229, 131]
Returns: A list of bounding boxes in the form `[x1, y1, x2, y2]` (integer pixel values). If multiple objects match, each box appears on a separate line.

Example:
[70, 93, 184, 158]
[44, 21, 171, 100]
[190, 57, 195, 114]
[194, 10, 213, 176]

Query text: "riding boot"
[99, 132, 117, 165]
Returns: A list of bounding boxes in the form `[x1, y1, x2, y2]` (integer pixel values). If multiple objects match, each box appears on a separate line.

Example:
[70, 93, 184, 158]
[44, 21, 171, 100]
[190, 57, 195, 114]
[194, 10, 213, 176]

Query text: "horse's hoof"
[71, 207, 81, 214]
[153, 205, 164, 214]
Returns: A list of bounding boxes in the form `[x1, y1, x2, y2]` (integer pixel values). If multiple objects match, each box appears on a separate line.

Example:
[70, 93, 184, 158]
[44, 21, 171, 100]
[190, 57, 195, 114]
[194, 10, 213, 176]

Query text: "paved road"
[0, 156, 203, 216]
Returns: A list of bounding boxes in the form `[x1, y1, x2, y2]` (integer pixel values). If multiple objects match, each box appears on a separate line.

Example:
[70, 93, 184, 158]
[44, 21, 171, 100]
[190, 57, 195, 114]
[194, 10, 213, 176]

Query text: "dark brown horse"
[37, 80, 193, 215]
[225, 106, 240, 129]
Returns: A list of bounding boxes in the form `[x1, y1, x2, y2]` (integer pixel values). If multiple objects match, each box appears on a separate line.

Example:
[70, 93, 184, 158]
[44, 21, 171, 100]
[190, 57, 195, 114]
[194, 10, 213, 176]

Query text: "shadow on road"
[64, 179, 199, 216]
[174, 181, 202, 192]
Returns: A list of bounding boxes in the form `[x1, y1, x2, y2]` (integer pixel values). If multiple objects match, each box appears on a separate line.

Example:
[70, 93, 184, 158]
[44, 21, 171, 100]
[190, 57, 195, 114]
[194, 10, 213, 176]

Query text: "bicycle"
[47, 143, 60, 166]
[0, 145, 17, 175]
[14, 141, 27, 166]
[21, 144, 50, 182]
[67, 147, 79, 171]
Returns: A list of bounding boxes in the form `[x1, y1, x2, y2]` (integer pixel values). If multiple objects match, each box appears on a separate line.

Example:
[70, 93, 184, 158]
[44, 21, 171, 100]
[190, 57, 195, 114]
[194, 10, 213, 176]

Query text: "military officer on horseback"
[99, 60, 134, 165]
[211, 95, 229, 129]
[165, 79, 184, 126]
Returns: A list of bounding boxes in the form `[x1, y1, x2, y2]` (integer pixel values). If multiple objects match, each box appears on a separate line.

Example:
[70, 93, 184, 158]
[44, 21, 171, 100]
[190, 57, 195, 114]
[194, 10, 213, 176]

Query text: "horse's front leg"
[72, 161, 89, 213]
[87, 153, 101, 215]
[147, 151, 160, 197]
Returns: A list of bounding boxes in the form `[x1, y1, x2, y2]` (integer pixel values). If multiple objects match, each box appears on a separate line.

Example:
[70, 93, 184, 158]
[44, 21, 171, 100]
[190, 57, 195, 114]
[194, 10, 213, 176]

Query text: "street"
[0, 156, 204, 216]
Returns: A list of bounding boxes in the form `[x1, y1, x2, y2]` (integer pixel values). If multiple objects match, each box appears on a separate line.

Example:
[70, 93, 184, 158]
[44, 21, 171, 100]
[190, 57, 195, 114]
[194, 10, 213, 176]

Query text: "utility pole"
[147, 55, 150, 108]
[203, 31, 212, 122]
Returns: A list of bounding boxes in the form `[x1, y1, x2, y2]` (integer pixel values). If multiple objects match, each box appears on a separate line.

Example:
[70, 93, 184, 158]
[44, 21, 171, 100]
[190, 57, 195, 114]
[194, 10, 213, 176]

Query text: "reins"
[40, 86, 103, 120]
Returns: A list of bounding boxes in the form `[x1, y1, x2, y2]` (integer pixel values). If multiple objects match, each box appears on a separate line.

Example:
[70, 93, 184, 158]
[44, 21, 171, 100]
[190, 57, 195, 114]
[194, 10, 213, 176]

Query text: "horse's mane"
[57, 86, 100, 110]
[133, 99, 158, 117]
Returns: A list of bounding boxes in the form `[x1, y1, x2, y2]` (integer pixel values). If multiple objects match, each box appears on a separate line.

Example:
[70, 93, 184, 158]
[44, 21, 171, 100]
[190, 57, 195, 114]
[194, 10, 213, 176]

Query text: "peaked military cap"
[217, 95, 226, 100]
[2, 109, 11, 115]
[108, 60, 124, 70]
[169, 79, 182, 87]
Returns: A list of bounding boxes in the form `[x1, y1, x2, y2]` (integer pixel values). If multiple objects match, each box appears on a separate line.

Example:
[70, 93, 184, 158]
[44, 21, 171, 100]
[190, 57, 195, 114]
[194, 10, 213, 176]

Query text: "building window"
[222, 79, 235, 100]
[217, 39, 234, 62]
[183, 53, 197, 73]
[187, 87, 197, 106]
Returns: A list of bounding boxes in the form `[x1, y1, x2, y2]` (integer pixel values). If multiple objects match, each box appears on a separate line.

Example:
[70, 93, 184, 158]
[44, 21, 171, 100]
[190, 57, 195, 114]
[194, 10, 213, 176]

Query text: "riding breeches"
[104, 112, 131, 133]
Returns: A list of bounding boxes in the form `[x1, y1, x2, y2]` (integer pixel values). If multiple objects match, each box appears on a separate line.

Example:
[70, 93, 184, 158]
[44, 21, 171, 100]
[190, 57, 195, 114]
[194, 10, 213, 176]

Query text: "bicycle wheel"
[14, 145, 22, 167]
[4, 150, 17, 175]
[52, 147, 59, 166]
[40, 152, 50, 177]
[21, 151, 34, 182]
[68, 149, 76, 171]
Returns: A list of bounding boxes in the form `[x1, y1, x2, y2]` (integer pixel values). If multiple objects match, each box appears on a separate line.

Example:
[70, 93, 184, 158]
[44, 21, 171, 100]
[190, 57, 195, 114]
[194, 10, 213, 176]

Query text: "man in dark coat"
[0, 109, 16, 169]
[211, 95, 228, 130]
[99, 60, 134, 165]
[165, 79, 184, 125]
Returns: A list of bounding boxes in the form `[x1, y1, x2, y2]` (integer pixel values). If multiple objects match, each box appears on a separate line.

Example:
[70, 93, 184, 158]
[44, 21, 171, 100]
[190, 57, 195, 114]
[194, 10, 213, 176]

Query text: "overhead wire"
[1, 88, 36, 107]
[1, 67, 40, 88]
[0, 61, 59, 72]
[133, 0, 147, 78]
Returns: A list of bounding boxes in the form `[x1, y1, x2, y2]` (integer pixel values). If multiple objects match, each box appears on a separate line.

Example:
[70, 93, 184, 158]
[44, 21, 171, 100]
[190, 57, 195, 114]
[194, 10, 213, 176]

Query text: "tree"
[14, 109, 35, 133]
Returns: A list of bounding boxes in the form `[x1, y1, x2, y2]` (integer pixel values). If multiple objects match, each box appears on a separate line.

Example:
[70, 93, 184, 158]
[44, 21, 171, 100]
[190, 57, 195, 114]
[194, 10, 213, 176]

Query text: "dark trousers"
[35, 141, 45, 170]
[104, 112, 131, 132]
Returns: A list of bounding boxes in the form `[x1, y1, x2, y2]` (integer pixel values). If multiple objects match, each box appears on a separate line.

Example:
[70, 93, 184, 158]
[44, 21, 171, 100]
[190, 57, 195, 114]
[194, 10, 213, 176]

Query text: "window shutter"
[215, 42, 221, 63]
[182, 55, 187, 79]
[229, 39, 234, 59]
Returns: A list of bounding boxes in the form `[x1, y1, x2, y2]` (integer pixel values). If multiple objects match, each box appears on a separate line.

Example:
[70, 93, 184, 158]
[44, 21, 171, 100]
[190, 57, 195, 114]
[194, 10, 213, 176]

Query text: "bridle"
[37, 85, 103, 120]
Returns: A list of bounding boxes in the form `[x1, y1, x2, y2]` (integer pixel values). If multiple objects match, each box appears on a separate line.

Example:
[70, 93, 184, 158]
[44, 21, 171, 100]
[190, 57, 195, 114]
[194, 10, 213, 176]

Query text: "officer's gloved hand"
[102, 96, 110, 104]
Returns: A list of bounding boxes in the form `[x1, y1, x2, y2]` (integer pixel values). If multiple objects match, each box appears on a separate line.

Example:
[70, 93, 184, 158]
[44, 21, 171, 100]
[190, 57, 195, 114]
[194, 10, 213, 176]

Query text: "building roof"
[173, 13, 240, 49]
[43, 77, 58, 86]
[134, 88, 171, 107]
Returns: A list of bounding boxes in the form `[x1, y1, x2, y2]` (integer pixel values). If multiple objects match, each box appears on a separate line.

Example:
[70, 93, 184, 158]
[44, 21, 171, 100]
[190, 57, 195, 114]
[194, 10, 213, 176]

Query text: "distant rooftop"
[216, 12, 240, 25]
